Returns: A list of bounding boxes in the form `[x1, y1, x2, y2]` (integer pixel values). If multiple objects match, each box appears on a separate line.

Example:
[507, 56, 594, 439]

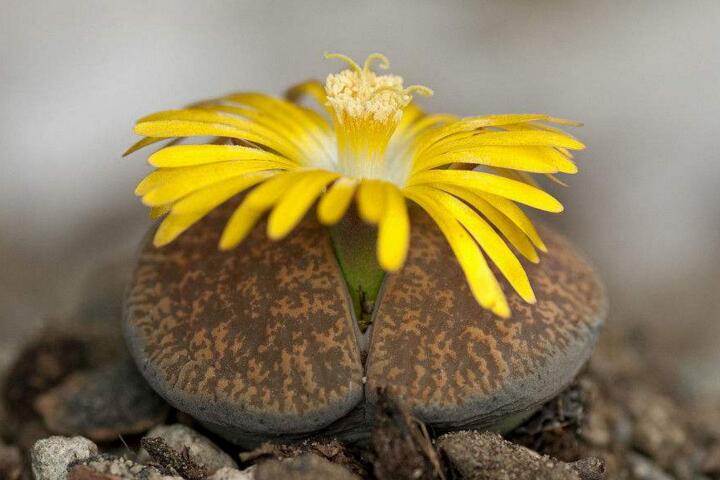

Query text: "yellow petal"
[436, 184, 539, 263]
[498, 124, 580, 173]
[394, 102, 425, 134]
[407, 170, 564, 213]
[148, 144, 294, 168]
[138, 161, 290, 206]
[413, 115, 547, 155]
[477, 192, 547, 251]
[154, 210, 208, 247]
[200, 103, 331, 163]
[468, 114, 550, 127]
[135, 119, 258, 141]
[413, 146, 560, 174]
[124, 137, 170, 156]
[285, 80, 329, 111]
[377, 183, 410, 272]
[404, 187, 509, 318]
[402, 113, 458, 139]
[423, 130, 585, 159]
[153, 172, 275, 247]
[135, 117, 301, 160]
[224, 92, 331, 134]
[172, 172, 275, 214]
[492, 168, 541, 189]
[357, 179, 386, 224]
[543, 116, 583, 127]
[267, 170, 340, 240]
[317, 177, 358, 225]
[545, 173, 569, 187]
[149, 204, 171, 220]
[219, 172, 298, 250]
[544, 149, 578, 174]
[413, 186, 535, 303]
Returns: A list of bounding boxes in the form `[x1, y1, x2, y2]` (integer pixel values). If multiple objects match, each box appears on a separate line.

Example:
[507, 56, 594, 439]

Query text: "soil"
[2, 318, 719, 479]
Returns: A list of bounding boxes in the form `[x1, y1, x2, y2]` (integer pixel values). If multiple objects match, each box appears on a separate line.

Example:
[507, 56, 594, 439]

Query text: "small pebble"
[569, 457, 606, 480]
[30, 435, 98, 480]
[255, 454, 360, 480]
[626, 453, 674, 480]
[0, 441, 23, 480]
[68, 453, 183, 480]
[438, 430, 581, 480]
[702, 442, 720, 476]
[138, 424, 237, 473]
[35, 359, 169, 442]
[208, 466, 256, 480]
[3, 335, 90, 421]
[627, 389, 688, 468]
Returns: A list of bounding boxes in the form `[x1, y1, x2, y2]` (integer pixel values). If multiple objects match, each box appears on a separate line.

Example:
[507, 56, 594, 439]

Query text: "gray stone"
[437, 430, 581, 480]
[626, 453, 674, 480]
[30, 436, 98, 480]
[138, 424, 237, 474]
[255, 454, 359, 480]
[68, 454, 183, 480]
[569, 457, 606, 480]
[208, 466, 256, 480]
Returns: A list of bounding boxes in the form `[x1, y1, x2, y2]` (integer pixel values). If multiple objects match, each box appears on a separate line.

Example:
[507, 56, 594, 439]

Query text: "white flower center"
[324, 53, 431, 185]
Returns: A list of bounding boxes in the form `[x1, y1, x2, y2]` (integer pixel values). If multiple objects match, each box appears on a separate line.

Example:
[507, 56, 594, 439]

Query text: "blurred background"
[1, 1, 719, 395]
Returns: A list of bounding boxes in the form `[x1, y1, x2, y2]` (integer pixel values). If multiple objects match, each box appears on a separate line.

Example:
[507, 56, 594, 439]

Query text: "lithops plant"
[123, 53, 606, 446]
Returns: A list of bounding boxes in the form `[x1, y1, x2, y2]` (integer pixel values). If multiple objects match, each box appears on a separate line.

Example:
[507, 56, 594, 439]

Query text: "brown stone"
[35, 359, 169, 442]
[254, 454, 360, 480]
[0, 442, 23, 480]
[3, 334, 90, 422]
[124, 202, 606, 445]
[68, 454, 183, 480]
[437, 430, 581, 480]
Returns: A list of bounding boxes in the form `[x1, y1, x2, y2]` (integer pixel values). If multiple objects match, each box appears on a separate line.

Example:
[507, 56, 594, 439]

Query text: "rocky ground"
[1, 288, 720, 479]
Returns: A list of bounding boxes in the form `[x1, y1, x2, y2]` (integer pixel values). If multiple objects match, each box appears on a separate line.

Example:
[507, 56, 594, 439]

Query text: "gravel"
[254, 454, 360, 480]
[138, 423, 237, 474]
[30, 435, 98, 480]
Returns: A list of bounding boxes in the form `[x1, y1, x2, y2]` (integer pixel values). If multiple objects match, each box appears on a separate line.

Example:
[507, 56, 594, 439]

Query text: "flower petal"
[408, 169, 564, 213]
[435, 184, 539, 263]
[135, 114, 302, 160]
[404, 187, 509, 318]
[267, 170, 340, 240]
[413, 146, 561, 173]
[317, 177, 358, 225]
[285, 80, 331, 113]
[378, 183, 410, 272]
[357, 179, 386, 224]
[421, 130, 585, 160]
[124, 136, 171, 156]
[411, 186, 535, 303]
[149, 204, 171, 220]
[476, 192, 547, 251]
[138, 160, 291, 206]
[219, 172, 299, 250]
[153, 173, 271, 246]
[172, 172, 275, 214]
[149, 144, 295, 168]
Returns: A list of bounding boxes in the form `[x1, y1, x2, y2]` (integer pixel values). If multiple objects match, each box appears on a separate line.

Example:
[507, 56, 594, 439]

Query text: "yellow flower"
[126, 53, 584, 318]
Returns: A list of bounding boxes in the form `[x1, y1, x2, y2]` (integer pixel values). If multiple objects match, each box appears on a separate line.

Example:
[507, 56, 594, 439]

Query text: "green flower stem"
[329, 213, 386, 332]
